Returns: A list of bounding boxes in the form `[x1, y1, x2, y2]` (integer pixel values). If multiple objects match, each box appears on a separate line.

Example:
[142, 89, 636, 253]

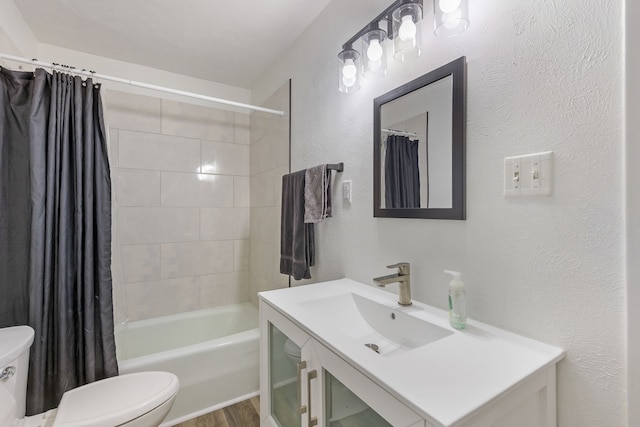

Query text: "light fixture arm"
[340, 0, 423, 51]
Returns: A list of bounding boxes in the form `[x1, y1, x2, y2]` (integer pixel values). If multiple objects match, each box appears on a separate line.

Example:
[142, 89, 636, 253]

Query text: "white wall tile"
[248, 82, 290, 308]
[108, 129, 119, 168]
[249, 86, 289, 145]
[111, 239, 124, 286]
[200, 208, 250, 240]
[119, 130, 201, 172]
[161, 172, 234, 207]
[250, 134, 288, 177]
[104, 91, 161, 133]
[125, 277, 200, 321]
[250, 138, 266, 176]
[200, 240, 234, 274]
[115, 169, 161, 206]
[201, 141, 249, 176]
[234, 240, 250, 272]
[110, 95, 254, 321]
[161, 242, 201, 279]
[248, 272, 271, 306]
[161, 100, 234, 142]
[117, 207, 199, 244]
[234, 113, 250, 145]
[250, 207, 280, 245]
[112, 284, 128, 324]
[262, 124, 289, 172]
[199, 272, 249, 308]
[234, 176, 250, 207]
[250, 240, 272, 288]
[119, 244, 161, 283]
[250, 164, 288, 208]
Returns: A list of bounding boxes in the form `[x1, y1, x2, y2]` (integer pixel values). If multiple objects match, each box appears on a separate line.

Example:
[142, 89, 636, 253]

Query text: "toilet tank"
[0, 326, 35, 419]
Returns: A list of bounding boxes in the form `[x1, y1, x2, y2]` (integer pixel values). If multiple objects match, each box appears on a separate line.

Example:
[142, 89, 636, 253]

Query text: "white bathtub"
[115, 303, 259, 426]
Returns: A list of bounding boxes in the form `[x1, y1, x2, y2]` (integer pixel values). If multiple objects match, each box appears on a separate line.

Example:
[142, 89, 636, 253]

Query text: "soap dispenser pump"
[445, 270, 466, 330]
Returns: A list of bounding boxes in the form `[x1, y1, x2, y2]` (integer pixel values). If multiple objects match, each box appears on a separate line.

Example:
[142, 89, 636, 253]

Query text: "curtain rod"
[0, 53, 284, 116]
[382, 128, 419, 137]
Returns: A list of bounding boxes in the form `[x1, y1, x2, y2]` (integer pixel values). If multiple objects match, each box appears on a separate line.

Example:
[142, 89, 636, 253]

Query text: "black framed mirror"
[374, 56, 466, 219]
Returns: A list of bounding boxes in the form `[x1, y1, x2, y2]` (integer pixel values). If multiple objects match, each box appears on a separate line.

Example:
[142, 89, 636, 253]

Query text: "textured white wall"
[626, 0, 639, 425]
[253, 1, 626, 425]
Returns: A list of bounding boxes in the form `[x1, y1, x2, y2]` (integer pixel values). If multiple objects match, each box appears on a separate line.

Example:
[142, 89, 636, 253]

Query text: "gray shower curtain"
[0, 67, 118, 414]
[384, 135, 421, 208]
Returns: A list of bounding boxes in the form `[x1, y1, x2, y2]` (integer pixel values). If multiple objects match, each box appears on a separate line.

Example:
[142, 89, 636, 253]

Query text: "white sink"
[299, 292, 452, 357]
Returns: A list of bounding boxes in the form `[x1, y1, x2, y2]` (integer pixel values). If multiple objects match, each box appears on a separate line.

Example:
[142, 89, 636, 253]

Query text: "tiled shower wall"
[105, 90, 251, 322]
[249, 83, 290, 306]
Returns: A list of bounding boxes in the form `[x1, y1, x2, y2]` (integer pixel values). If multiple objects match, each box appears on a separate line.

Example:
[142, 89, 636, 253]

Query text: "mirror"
[374, 56, 466, 219]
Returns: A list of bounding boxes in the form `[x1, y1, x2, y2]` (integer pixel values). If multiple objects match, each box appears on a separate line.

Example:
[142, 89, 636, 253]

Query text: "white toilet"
[283, 338, 302, 367]
[0, 326, 179, 427]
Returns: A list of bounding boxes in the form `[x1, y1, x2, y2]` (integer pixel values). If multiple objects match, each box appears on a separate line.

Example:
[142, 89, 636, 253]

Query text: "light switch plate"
[342, 180, 352, 203]
[504, 151, 553, 197]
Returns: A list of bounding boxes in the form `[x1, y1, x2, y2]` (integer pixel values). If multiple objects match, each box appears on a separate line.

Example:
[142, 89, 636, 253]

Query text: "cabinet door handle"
[297, 361, 307, 415]
[307, 369, 318, 427]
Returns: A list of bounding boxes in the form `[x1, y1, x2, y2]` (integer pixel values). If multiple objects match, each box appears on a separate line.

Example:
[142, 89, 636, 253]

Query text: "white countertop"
[259, 278, 564, 427]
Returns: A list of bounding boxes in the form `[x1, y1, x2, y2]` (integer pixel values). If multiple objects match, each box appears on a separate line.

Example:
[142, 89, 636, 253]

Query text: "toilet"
[0, 326, 179, 427]
[283, 338, 301, 367]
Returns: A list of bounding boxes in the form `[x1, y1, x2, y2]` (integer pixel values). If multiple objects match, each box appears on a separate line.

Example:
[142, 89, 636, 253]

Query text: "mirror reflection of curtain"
[384, 135, 421, 208]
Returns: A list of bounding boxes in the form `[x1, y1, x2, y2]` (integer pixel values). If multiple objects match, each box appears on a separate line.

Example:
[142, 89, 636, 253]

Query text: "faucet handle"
[386, 262, 410, 275]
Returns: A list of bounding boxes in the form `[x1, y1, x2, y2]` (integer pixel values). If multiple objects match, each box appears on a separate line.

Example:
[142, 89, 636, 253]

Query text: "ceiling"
[13, 0, 332, 89]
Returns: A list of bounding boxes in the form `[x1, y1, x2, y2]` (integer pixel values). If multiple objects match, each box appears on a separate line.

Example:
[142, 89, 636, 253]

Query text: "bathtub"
[115, 303, 259, 426]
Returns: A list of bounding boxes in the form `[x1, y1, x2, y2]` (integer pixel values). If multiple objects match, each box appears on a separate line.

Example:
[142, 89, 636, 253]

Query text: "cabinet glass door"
[269, 323, 302, 427]
[324, 370, 392, 427]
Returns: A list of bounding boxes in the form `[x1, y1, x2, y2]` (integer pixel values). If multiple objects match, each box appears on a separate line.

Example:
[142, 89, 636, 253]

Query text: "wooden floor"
[174, 396, 260, 427]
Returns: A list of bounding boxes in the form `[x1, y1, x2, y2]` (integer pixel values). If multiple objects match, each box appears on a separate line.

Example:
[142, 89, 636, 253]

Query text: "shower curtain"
[384, 134, 421, 208]
[0, 67, 118, 414]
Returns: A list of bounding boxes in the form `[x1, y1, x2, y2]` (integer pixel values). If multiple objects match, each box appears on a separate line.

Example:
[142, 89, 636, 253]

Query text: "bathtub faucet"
[373, 262, 412, 306]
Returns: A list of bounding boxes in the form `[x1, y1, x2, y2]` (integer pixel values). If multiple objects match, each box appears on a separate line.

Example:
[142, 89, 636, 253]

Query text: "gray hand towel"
[304, 164, 332, 223]
[280, 170, 315, 280]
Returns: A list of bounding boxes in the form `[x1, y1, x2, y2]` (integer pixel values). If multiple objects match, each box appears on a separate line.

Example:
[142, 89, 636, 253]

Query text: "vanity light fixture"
[337, 47, 361, 93]
[433, 0, 469, 37]
[337, 0, 469, 92]
[362, 27, 388, 78]
[392, 2, 423, 61]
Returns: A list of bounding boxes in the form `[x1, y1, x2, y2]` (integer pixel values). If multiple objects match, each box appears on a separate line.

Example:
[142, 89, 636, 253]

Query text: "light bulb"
[398, 15, 417, 42]
[366, 39, 383, 61]
[342, 58, 357, 79]
[442, 8, 462, 29]
[342, 75, 356, 88]
[368, 59, 382, 71]
[438, 0, 461, 13]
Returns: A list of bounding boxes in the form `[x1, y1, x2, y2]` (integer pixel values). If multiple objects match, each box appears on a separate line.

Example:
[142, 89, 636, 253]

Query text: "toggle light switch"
[504, 151, 553, 197]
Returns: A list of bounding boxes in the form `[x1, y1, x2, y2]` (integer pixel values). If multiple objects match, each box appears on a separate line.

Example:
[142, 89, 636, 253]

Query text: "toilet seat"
[53, 371, 179, 427]
[283, 338, 301, 359]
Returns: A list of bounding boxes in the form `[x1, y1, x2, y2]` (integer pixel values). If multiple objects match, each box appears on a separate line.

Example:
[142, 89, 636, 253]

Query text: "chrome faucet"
[373, 262, 412, 306]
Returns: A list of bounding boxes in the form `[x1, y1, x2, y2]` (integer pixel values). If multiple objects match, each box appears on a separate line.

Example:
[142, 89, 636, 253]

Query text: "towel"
[304, 165, 332, 223]
[280, 170, 315, 280]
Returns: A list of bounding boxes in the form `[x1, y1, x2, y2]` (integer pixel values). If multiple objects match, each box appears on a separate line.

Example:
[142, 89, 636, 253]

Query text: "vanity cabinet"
[259, 279, 564, 427]
[260, 301, 424, 427]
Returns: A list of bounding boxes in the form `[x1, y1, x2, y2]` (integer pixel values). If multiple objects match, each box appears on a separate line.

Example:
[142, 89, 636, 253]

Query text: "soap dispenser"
[445, 270, 466, 330]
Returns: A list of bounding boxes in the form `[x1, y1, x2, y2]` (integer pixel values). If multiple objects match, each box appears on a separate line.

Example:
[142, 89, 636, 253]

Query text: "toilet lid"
[54, 371, 179, 427]
[0, 326, 34, 367]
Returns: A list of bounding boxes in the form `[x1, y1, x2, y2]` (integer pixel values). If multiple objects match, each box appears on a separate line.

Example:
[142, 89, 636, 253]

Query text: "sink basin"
[299, 292, 452, 357]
